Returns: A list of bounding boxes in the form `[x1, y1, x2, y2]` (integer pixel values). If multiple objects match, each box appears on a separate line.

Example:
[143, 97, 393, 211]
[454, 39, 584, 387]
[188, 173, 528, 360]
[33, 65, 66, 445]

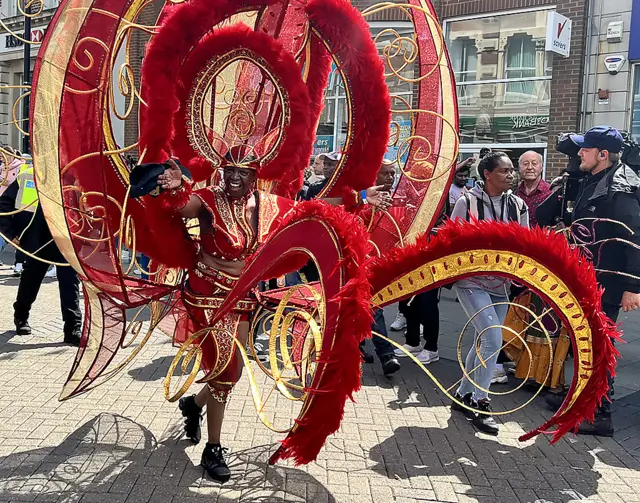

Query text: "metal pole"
[22, 0, 31, 155]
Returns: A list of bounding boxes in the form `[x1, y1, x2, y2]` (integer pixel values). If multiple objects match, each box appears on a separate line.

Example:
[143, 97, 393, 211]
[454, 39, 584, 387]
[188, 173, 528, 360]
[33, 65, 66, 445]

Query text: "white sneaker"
[416, 350, 439, 364]
[393, 343, 421, 358]
[491, 369, 508, 384]
[390, 313, 407, 331]
[45, 266, 57, 278]
[13, 262, 23, 277]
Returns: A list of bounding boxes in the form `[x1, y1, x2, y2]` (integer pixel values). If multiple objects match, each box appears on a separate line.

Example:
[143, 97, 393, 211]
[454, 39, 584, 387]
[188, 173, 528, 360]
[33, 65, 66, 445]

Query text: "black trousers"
[14, 249, 25, 265]
[14, 258, 81, 336]
[400, 289, 440, 351]
[600, 302, 621, 415]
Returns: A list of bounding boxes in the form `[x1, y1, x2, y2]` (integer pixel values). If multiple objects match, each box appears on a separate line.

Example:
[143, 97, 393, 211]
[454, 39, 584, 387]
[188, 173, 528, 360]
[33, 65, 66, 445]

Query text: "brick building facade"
[436, 0, 589, 178]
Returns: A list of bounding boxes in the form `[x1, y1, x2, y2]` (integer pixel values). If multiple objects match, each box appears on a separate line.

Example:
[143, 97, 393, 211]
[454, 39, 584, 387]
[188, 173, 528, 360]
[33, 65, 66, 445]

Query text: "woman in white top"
[449, 152, 529, 435]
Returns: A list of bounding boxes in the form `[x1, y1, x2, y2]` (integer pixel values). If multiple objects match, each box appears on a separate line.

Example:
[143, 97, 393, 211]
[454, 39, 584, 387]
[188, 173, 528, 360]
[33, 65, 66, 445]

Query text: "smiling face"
[223, 166, 257, 198]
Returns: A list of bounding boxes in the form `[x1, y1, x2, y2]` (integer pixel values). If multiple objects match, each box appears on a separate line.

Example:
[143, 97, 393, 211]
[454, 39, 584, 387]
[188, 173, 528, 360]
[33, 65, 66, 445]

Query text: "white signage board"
[0, 27, 46, 54]
[545, 11, 572, 57]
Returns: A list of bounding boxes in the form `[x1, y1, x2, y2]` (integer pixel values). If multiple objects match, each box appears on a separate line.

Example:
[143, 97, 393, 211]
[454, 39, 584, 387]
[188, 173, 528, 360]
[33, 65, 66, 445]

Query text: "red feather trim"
[367, 219, 620, 442]
[263, 201, 373, 465]
[139, 0, 277, 177]
[171, 24, 313, 198]
[306, 0, 391, 197]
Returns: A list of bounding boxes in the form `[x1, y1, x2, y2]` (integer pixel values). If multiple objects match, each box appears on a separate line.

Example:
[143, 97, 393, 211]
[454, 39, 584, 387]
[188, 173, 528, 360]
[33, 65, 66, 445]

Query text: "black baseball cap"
[570, 126, 624, 153]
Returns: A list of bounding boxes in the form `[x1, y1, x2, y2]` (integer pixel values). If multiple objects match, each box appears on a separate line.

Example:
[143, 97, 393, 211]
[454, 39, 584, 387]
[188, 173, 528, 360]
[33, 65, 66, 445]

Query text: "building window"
[314, 22, 414, 158]
[445, 9, 553, 147]
[450, 37, 477, 83]
[505, 35, 536, 102]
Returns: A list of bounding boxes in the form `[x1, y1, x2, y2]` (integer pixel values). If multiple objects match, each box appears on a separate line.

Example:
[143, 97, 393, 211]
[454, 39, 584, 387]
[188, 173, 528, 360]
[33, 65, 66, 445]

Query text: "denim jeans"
[360, 308, 395, 360]
[455, 285, 509, 400]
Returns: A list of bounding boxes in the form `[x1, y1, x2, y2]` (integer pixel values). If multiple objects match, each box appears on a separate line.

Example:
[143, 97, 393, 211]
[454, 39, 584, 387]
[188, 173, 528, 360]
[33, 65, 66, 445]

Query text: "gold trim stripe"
[371, 249, 592, 412]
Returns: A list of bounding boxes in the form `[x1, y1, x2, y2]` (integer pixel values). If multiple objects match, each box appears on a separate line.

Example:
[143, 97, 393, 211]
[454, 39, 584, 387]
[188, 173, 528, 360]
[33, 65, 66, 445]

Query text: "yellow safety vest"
[16, 164, 38, 212]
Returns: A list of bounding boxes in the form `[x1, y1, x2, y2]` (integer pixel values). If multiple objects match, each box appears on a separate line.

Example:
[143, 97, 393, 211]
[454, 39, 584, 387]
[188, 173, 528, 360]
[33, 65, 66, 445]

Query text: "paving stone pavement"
[1, 262, 640, 503]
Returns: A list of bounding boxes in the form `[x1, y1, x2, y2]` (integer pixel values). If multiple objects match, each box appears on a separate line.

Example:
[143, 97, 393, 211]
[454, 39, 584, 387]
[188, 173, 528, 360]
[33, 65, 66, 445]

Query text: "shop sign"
[1, 27, 46, 53]
[313, 135, 333, 155]
[545, 11, 571, 57]
[510, 115, 549, 129]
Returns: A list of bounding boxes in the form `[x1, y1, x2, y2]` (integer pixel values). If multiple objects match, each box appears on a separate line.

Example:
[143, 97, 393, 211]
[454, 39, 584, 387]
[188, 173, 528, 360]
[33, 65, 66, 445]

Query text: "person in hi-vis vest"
[0, 165, 82, 345]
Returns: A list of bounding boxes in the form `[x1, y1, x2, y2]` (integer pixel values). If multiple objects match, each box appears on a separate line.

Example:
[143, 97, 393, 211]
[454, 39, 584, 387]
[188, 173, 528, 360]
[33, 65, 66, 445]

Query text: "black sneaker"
[473, 399, 500, 435]
[544, 392, 566, 412]
[201, 443, 231, 483]
[360, 347, 374, 364]
[451, 392, 476, 419]
[577, 412, 614, 437]
[380, 355, 401, 376]
[64, 331, 81, 346]
[178, 394, 203, 444]
[14, 318, 31, 335]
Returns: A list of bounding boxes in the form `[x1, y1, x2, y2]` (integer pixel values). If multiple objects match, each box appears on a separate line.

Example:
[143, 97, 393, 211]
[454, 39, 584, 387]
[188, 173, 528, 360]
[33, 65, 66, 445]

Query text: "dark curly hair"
[477, 151, 509, 181]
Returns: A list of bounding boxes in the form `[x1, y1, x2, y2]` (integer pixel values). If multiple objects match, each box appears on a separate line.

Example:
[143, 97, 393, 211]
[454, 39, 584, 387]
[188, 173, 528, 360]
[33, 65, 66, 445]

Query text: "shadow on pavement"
[368, 414, 639, 503]
[128, 356, 173, 381]
[0, 330, 67, 360]
[0, 413, 335, 502]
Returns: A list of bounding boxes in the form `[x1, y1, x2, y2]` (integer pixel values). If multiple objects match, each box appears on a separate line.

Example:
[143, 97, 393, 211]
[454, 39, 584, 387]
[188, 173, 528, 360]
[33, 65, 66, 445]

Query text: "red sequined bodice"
[194, 186, 292, 261]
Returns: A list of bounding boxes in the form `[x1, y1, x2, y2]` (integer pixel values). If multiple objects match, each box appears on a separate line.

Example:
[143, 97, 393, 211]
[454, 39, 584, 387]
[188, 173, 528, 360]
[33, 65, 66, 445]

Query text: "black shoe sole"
[382, 361, 401, 376]
[201, 464, 231, 483]
[472, 421, 499, 436]
[576, 428, 614, 437]
[16, 329, 31, 335]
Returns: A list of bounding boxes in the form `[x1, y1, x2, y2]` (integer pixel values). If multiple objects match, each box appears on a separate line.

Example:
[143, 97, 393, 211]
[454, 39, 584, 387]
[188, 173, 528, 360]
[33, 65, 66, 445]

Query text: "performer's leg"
[200, 320, 249, 483]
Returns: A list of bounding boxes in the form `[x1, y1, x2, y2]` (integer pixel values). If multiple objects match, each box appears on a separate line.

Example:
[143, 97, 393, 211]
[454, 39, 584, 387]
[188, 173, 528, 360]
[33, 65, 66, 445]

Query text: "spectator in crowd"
[0, 164, 82, 345]
[0, 148, 27, 275]
[304, 152, 340, 201]
[392, 290, 440, 364]
[516, 151, 551, 227]
[541, 126, 640, 436]
[449, 152, 529, 435]
[448, 157, 474, 211]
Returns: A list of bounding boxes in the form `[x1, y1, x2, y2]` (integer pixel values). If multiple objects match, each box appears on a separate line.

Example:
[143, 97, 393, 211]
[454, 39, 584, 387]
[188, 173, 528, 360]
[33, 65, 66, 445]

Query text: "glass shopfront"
[313, 23, 415, 157]
[445, 8, 553, 175]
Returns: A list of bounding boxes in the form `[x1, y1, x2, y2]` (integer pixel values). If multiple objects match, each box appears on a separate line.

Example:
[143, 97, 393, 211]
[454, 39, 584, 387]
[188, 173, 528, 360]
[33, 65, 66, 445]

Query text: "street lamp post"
[21, 0, 31, 155]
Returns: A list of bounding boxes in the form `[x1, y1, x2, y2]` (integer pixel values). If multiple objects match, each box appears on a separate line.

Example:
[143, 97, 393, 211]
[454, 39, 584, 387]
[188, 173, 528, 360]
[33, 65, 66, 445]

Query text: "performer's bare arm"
[158, 159, 203, 218]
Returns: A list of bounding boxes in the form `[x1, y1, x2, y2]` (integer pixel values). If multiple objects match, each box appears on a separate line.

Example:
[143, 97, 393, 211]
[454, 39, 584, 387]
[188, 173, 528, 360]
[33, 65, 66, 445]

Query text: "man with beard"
[543, 126, 640, 436]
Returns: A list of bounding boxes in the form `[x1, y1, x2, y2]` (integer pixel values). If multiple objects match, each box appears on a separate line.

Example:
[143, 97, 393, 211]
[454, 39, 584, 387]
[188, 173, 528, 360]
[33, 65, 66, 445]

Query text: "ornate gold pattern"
[186, 50, 290, 167]
[372, 249, 592, 412]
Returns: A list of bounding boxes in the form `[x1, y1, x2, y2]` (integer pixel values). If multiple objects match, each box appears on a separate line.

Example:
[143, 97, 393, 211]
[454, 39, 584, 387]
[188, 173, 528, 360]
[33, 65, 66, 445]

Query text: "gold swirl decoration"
[372, 250, 592, 413]
[362, 0, 458, 245]
[163, 282, 325, 434]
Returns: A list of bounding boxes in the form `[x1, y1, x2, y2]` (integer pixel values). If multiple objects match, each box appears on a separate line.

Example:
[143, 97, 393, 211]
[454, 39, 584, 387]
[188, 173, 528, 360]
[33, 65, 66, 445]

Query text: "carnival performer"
[449, 152, 529, 435]
[135, 155, 391, 482]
